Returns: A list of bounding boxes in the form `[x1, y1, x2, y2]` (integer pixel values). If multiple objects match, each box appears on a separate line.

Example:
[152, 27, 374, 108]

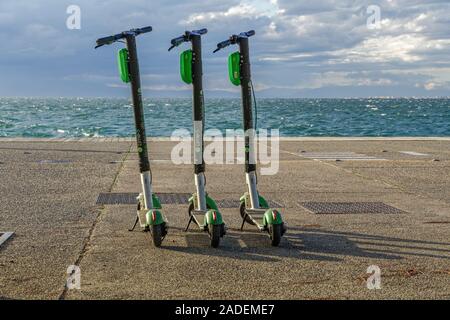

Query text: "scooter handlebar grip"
[246, 30, 255, 37]
[170, 35, 186, 46]
[136, 26, 153, 34]
[219, 39, 231, 48]
[193, 28, 207, 35]
[96, 35, 116, 46]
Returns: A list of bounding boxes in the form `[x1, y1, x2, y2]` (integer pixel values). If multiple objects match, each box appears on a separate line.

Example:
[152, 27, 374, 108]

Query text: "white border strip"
[0, 232, 14, 247]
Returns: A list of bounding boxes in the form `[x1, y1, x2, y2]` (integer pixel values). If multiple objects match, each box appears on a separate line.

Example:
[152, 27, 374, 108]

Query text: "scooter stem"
[238, 37, 256, 174]
[190, 33, 208, 211]
[125, 34, 153, 210]
[246, 171, 260, 209]
[191, 34, 205, 175]
[238, 36, 260, 209]
[195, 173, 207, 211]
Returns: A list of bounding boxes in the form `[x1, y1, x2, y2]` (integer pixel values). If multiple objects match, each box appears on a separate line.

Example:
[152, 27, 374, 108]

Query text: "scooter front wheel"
[151, 224, 164, 248]
[269, 224, 282, 247]
[209, 224, 221, 248]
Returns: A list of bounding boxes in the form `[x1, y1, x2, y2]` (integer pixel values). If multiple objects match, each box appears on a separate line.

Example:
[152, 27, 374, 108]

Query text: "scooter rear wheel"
[151, 224, 164, 248]
[239, 202, 256, 226]
[269, 224, 282, 247]
[209, 224, 221, 248]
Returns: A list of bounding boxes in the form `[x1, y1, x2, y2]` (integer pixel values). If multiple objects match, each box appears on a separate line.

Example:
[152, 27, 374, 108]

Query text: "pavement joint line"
[57, 141, 133, 300]
[0, 232, 14, 247]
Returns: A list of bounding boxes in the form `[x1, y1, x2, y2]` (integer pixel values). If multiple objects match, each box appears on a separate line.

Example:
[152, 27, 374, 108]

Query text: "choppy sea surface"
[0, 97, 449, 137]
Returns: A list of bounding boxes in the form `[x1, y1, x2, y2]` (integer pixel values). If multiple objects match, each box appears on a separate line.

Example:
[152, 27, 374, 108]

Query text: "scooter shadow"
[162, 223, 429, 262]
[288, 226, 450, 261]
[162, 228, 337, 262]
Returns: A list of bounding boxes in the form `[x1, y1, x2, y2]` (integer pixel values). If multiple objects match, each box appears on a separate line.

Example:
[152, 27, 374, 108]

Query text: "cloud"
[182, 0, 283, 24]
[0, 0, 449, 97]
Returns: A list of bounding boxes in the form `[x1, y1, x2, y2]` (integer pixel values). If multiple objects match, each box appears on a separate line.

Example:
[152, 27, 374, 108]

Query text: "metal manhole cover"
[0, 232, 14, 247]
[97, 193, 139, 205]
[96, 193, 191, 205]
[159, 193, 191, 204]
[216, 199, 284, 208]
[300, 202, 405, 214]
[216, 199, 243, 208]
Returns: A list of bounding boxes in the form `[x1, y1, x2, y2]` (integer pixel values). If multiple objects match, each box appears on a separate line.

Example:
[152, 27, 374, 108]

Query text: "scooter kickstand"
[128, 216, 139, 232]
[185, 216, 194, 232]
[240, 214, 247, 231]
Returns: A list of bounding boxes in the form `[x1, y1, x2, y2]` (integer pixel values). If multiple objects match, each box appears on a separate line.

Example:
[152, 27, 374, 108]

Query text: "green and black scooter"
[169, 28, 226, 248]
[95, 27, 168, 247]
[214, 30, 286, 246]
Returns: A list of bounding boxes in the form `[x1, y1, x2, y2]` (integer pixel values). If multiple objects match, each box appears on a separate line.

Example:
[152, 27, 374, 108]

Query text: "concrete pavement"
[0, 138, 449, 299]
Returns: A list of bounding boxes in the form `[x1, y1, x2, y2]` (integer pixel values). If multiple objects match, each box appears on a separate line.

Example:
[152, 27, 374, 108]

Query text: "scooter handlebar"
[213, 30, 256, 53]
[213, 39, 232, 53]
[95, 34, 123, 48]
[95, 26, 153, 49]
[168, 28, 207, 51]
[168, 35, 186, 51]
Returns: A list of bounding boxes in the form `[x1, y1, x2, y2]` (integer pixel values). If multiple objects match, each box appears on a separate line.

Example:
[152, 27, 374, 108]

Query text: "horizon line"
[1, 96, 449, 99]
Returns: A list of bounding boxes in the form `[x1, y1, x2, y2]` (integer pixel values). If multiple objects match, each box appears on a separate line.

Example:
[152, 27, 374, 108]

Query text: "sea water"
[0, 97, 449, 137]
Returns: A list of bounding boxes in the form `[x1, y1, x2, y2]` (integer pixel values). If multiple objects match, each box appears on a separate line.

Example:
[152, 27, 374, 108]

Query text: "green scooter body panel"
[258, 195, 269, 209]
[180, 49, 193, 84]
[263, 209, 283, 226]
[152, 194, 162, 209]
[239, 192, 269, 209]
[146, 209, 165, 226]
[206, 195, 219, 211]
[228, 51, 241, 86]
[189, 193, 222, 226]
[117, 48, 130, 83]
[188, 193, 219, 211]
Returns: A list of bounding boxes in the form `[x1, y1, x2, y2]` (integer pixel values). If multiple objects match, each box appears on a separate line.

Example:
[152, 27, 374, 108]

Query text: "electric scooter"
[95, 27, 168, 247]
[169, 28, 226, 248]
[214, 30, 286, 246]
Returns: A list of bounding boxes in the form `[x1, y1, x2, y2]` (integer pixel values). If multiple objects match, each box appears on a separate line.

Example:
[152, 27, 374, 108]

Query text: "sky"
[0, 0, 449, 98]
